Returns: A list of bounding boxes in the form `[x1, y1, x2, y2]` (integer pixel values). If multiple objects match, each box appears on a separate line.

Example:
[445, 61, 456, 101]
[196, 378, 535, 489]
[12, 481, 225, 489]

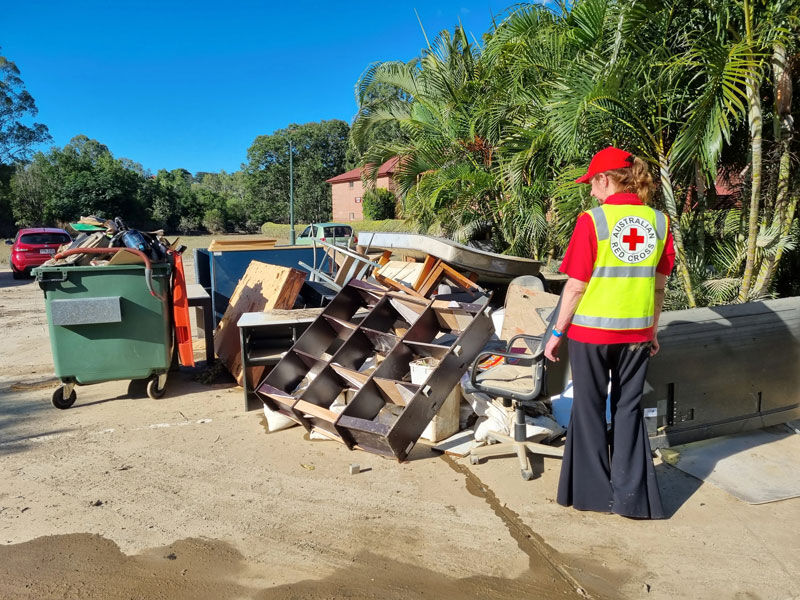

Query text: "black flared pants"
[557, 339, 665, 519]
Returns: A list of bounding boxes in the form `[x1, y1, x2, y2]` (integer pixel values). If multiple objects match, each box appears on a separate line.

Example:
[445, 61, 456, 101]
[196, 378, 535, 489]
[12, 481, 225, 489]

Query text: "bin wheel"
[146, 374, 167, 399]
[52, 385, 77, 409]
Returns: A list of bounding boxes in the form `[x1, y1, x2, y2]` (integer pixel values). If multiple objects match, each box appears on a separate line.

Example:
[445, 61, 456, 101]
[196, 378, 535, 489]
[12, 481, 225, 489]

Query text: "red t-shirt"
[560, 193, 675, 344]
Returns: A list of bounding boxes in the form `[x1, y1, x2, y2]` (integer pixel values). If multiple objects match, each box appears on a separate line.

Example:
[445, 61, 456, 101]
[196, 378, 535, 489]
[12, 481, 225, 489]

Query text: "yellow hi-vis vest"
[573, 203, 667, 331]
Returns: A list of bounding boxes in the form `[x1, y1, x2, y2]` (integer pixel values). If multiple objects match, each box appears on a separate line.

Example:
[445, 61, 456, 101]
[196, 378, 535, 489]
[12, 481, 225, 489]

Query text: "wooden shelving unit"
[256, 279, 494, 461]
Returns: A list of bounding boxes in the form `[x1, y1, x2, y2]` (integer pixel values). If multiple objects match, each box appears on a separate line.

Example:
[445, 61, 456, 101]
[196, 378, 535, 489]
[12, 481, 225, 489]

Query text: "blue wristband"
[552, 328, 563, 338]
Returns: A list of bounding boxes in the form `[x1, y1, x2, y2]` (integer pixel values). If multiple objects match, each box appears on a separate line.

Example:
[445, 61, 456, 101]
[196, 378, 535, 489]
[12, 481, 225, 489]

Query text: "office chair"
[465, 293, 566, 480]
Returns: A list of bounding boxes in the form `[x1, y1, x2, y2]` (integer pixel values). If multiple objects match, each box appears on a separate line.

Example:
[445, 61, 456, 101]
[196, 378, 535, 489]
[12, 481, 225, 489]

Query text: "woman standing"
[544, 147, 674, 519]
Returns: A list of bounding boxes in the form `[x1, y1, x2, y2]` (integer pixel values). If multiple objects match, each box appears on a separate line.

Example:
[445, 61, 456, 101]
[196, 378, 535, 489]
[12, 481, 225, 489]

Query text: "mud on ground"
[1, 269, 798, 600]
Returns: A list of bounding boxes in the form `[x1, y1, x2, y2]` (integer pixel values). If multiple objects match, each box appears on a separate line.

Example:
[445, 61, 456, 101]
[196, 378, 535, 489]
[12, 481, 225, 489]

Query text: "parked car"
[7, 228, 72, 279]
[295, 223, 355, 246]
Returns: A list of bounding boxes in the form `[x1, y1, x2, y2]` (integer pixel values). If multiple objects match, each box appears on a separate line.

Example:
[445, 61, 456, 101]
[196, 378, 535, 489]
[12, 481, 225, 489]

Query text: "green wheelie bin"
[33, 261, 173, 408]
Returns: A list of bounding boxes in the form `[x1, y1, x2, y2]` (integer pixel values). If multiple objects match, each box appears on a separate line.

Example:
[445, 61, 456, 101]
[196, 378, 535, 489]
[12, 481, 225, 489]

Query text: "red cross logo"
[623, 228, 645, 251]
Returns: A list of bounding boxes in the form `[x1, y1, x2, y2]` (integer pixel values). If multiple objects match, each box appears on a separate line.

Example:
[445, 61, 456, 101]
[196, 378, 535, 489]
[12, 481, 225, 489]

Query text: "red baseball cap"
[575, 146, 634, 184]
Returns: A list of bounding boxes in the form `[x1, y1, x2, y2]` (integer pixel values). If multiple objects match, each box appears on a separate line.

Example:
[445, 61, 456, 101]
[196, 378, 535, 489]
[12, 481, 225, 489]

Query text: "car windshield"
[19, 233, 70, 245]
[299, 226, 312, 238]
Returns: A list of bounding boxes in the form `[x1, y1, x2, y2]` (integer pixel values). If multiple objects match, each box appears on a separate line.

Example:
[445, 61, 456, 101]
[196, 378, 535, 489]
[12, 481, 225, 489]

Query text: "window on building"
[349, 181, 354, 188]
[354, 197, 362, 203]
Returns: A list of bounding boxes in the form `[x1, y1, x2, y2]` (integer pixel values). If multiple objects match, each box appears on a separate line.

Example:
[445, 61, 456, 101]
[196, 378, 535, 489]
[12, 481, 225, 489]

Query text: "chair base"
[469, 432, 563, 480]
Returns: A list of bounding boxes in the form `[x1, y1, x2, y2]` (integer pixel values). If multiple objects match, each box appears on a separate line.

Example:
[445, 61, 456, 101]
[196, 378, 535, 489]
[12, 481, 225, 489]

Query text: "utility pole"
[289, 138, 296, 245]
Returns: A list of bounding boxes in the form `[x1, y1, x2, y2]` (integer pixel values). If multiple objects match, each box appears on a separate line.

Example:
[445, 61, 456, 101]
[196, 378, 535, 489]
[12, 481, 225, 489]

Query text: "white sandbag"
[525, 414, 565, 442]
[263, 404, 297, 433]
[460, 372, 493, 417]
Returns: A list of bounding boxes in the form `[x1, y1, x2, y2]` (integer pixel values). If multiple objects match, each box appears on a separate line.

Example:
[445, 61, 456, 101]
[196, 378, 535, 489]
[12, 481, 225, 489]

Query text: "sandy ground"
[1, 266, 799, 600]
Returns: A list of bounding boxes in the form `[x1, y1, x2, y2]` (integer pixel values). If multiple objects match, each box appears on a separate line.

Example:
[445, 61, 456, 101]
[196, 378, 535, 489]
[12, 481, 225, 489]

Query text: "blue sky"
[2, 1, 516, 175]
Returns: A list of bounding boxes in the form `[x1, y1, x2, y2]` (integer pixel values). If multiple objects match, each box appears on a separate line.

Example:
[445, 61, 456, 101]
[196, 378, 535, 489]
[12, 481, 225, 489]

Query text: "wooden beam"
[413, 255, 438, 290]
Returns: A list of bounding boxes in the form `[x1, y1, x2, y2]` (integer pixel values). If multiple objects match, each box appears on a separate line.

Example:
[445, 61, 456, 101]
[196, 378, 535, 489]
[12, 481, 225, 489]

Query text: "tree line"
[0, 52, 353, 236]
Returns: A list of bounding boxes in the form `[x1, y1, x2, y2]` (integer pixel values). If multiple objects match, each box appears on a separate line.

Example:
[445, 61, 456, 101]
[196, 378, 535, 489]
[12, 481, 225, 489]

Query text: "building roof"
[326, 157, 400, 184]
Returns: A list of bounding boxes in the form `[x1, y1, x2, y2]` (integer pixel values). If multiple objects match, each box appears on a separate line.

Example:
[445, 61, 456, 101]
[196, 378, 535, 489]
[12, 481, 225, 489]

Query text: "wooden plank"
[432, 429, 479, 457]
[207, 237, 276, 251]
[413, 255, 438, 290]
[334, 254, 358, 286]
[215, 261, 306, 387]
[438, 262, 481, 292]
[377, 250, 392, 266]
[374, 272, 425, 298]
[417, 262, 445, 297]
[295, 399, 339, 423]
[373, 378, 418, 406]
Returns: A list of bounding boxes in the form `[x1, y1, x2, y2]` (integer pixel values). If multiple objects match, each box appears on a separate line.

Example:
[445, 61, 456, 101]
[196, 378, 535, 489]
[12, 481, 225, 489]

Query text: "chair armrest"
[506, 334, 545, 357]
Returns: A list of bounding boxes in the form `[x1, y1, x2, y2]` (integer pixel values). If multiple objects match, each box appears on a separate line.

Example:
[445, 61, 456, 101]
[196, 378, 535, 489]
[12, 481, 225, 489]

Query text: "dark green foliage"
[362, 187, 396, 220]
[244, 120, 349, 224]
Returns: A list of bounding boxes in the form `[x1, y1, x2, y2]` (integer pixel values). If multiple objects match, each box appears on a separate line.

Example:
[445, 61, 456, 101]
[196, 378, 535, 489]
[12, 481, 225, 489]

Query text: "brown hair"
[603, 156, 656, 205]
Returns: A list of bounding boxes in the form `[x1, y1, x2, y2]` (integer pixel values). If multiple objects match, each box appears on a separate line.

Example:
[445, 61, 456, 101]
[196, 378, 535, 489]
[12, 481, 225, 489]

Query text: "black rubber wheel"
[11, 269, 23, 280]
[52, 386, 77, 409]
[146, 375, 166, 399]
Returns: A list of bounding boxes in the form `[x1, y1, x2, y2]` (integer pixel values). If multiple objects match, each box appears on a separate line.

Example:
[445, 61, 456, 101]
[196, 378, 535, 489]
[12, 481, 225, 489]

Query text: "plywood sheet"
[215, 260, 305, 387]
[377, 261, 425, 287]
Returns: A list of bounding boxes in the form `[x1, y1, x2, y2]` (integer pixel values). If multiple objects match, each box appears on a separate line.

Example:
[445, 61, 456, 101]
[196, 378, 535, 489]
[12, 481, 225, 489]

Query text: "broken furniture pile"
[219, 235, 568, 464]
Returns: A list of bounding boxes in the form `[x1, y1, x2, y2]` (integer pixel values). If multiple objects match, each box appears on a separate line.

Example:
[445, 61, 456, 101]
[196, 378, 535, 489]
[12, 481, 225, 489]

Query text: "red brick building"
[326, 157, 399, 222]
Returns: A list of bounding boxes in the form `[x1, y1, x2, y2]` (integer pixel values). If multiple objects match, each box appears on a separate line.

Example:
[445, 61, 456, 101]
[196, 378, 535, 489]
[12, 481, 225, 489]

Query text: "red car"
[8, 228, 72, 279]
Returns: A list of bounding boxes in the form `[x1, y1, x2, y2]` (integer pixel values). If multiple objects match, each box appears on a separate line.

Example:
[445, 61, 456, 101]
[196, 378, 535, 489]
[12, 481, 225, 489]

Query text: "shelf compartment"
[404, 300, 483, 344]
[336, 302, 495, 461]
[323, 314, 359, 336]
[289, 365, 347, 434]
[330, 326, 396, 372]
[358, 296, 414, 335]
[259, 351, 312, 398]
[256, 382, 301, 423]
[373, 378, 420, 407]
[387, 293, 428, 324]
[291, 317, 353, 359]
[359, 327, 399, 354]
[329, 364, 369, 389]
[335, 414, 395, 458]
[370, 341, 416, 382]
[403, 340, 450, 361]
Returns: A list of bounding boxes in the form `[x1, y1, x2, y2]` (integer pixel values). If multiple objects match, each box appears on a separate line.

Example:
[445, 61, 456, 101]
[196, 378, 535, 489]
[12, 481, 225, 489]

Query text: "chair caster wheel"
[470, 456, 480, 465]
[521, 469, 534, 481]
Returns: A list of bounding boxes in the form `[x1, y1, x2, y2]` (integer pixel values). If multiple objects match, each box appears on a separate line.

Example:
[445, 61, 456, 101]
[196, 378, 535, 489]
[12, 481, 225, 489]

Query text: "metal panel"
[51, 296, 122, 326]
[644, 297, 800, 447]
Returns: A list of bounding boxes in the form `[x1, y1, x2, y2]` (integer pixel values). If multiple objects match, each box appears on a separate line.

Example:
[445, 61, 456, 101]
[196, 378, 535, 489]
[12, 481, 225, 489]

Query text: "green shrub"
[362, 188, 396, 220]
[202, 208, 226, 234]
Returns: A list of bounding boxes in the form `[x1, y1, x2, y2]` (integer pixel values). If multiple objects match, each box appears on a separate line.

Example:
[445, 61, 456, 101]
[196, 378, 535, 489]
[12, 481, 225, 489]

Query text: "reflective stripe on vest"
[573, 203, 667, 331]
[572, 314, 655, 329]
[592, 265, 656, 278]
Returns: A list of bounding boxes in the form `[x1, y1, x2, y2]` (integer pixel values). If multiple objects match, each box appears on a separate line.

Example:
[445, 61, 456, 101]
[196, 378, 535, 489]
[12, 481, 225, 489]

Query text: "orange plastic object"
[171, 252, 195, 367]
